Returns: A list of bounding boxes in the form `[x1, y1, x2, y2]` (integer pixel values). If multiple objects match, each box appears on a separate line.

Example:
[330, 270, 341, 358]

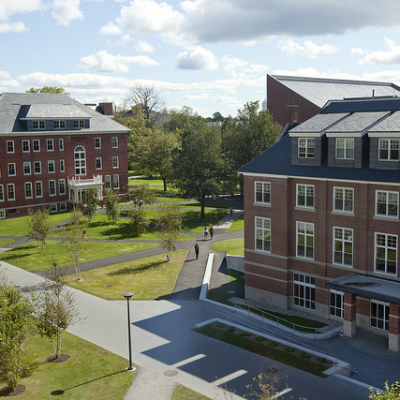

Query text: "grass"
[182, 209, 228, 233]
[0, 332, 134, 399]
[211, 238, 244, 256]
[66, 250, 188, 300]
[0, 240, 160, 272]
[171, 384, 212, 400]
[228, 269, 245, 285]
[226, 214, 244, 233]
[0, 239, 15, 247]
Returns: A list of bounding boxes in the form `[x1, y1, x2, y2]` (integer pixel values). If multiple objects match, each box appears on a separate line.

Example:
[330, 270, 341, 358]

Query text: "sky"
[2, 0, 400, 118]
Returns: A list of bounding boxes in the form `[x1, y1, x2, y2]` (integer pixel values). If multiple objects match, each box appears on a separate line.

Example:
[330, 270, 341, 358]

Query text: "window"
[105, 175, 111, 189]
[74, 146, 86, 175]
[49, 180, 56, 196]
[379, 139, 399, 161]
[255, 182, 271, 204]
[48, 160, 55, 173]
[60, 202, 67, 211]
[6, 140, 14, 153]
[34, 161, 41, 174]
[293, 273, 315, 310]
[0, 185, 4, 201]
[47, 139, 54, 151]
[113, 174, 119, 189]
[336, 138, 354, 159]
[298, 138, 314, 158]
[23, 162, 31, 175]
[33, 120, 45, 129]
[95, 137, 101, 149]
[0, 210, 5, 219]
[376, 191, 398, 218]
[25, 182, 33, 199]
[8, 163, 16, 176]
[33, 139, 40, 152]
[112, 156, 119, 168]
[333, 227, 353, 266]
[59, 179, 66, 195]
[370, 300, 389, 331]
[60, 159, 65, 173]
[296, 184, 314, 208]
[22, 140, 30, 152]
[333, 187, 354, 213]
[255, 217, 271, 252]
[297, 222, 314, 259]
[375, 233, 397, 275]
[59, 138, 64, 150]
[112, 137, 118, 148]
[50, 204, 57, 213]
[95, 157, 102, 170]
[7, 184, 15, 200]
[329, 290, 344, 318]
[35, 181, 42, 198]
[54, 120, 66, 129]
[73, 120, 85, 128]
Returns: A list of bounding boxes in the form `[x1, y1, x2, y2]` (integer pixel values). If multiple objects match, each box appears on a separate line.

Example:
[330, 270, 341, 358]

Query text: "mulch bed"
[0, 385, 26, 397]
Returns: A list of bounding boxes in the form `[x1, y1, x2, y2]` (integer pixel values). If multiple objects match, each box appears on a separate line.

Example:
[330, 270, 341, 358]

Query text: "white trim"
[332, 226, 353, 267]
[296, 221, 314, 260]
[375, 190, 399, 218]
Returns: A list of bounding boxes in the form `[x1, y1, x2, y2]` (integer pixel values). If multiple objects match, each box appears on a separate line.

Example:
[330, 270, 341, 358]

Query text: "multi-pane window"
[35, 181, 42, 198]
[112, 137, 118, 148]
[333, 187, 354, 213]
[7, 184, 15, 200]
[74, 146, 86, 175]
[296, 184, 314, 208]
[48, 160, 55, 173]
[112, 156, 119, 168]
[376, 191, 398, 218]
[33, 139, 40, 152]
[25, 182, 33, 199]
[59, 179, 66, 195]
[297, 222, 314, 259]
[49, 180, 56, 196]
[333, 227, 353, 266]
[293, 273, 315, 310]
[50, 204, 57, 213]
[33, 120, 45, 129]
[0, 210, 5, 219]
[113, 174, 119, 189]
[59, 138, 64, 150]
[0, 185, 4, 201]
[22, 140, 30, 152]
[336, 138, 354, 159]
[60, 159, 65, 173]
[60, 203, 67, 211]
[95, 137, 101, 149]
[95, 157, 102, 170]
[23, 162, 31, 175]
[329, 290, 344, 318]
[34, 161, 41, 174]
[255, 182, 271, 204]
[105, 175, 111, 189]
[54, 120, 66, 129]
[370, 300, 389, 331]
[73, 120, 85, 128]
[8, 163, 16, 176]
[375, 233, 397, 275]
[379, 139, 399, 161]
[6, 140, 14, 153]
[298, 138, 314, 158]
[255, 217, 271, 252]
[47, 139, 54, 151]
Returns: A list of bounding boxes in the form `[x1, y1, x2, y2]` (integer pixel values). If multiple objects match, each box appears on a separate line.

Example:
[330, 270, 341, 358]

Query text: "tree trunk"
[200, 195, 206, 219]
[163, 177, 167, 192]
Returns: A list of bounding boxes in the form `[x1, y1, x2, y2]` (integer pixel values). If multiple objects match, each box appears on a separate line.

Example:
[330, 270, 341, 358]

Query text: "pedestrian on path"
[204, 227, 208, 239]
[209, 227, 214, 240]
[194, 243, 199, 259]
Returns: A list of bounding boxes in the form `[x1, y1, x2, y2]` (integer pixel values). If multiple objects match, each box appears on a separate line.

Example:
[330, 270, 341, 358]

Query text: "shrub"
[284, 346, 295, 353]
[255, 336, 266, 342]
[316, 356, 328, 363]
[216, 322, 226, 328]
[269, 341, 279, 346]
[227, 326, 236, 333]
[300, 350, 311, 359]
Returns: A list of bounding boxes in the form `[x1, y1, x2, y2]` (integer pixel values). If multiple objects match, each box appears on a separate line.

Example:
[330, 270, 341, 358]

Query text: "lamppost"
[122, 292, 135, 371]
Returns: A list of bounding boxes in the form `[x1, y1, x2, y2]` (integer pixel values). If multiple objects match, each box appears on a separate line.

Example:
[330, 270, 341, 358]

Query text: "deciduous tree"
[81, 188, 98, 221]
[26, 208, 52, 253]
[369, 381, 400, 399]
[104, 189, 120, 224]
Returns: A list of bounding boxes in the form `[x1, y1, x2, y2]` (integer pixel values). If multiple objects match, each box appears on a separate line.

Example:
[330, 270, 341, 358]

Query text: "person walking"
[209, 226, 214, 240]
[204, 226, 208, 239]
[195, 243, 199, 259]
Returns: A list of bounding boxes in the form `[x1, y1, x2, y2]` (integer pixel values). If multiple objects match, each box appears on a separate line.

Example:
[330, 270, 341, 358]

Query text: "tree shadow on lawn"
[107, 260, 166, 276]
[0, 243, 39, 261]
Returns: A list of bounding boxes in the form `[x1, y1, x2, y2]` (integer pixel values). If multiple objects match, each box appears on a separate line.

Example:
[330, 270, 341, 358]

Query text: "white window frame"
[0, 185, 4, 202]
[336, 138, 354, 160]
[255, 217, 271, 253]
[25, 182, 33, 199]
[35, 181, 43, 198]
[8, 163, 16, 177]
[296, 222, 314, 259]
[54, 120, 66, 130]
[74, 146, 86, 176]
[298, 138, 314, 158]
[59, 138, 64, 151]
[329, 290, 344, 319]
[23, 162, 31, 175]
[375, 232, 397, 275]
[95, 137, 101, 149]
[48, 160, 55, 174]
[112, 156, 119, 169]
[47, 139, 54, 151]
[59, 179, 66, 195]
[60, 159, 65, 173]
[105, 175, 111, 189]
[379, 138, 399, 161]
[34, 161, 41, 175]
[333, 227, 353, 267]
[22, 139, 30, 153]
[6, 140, 14, 154]
[255, 181, 271, 205]
[376, 190, 398, 218]
[333, 187, 354, 213]
[33, 139, 40, 152]
[50, 204, 57, 213]
[113, 174, 119, 189]
[49, 180, 56, 196]
[33, 120, 45, 130]
[95, 157, 102, 170]
[370, 300, 389, 331]
[293, 273, 315, 310]
[60, 202, 67, 211]
[7, 184, 15, 201]
[73, 120, 85, 129]
[112, 137, 118, 148]
[296, 184, 314, 209]
[0, 210, 5, 219]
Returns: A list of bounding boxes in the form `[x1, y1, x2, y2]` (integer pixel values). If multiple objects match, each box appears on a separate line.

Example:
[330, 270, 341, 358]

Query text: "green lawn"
[212, 238, 244, 256]
[0, 239, 15, 247]
[171, 384, 212, 400]
[0, 240, 160, 272]
[66, 250, 188, 300]
[0, 332, 135, 400]
[226, 214, 244, 232]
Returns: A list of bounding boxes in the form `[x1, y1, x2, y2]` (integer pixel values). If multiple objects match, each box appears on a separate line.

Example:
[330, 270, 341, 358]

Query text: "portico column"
[388, 304, 400, 352]
[343, 292, 357, 338]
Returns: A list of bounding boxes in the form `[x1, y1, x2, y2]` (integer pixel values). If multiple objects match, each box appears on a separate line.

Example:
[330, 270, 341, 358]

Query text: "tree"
[26, 208, 52, 253]
[126, 85, 165, 128]
[0, 276, 36, 391]
[104, 189, 120, 224]
[133, 131, 180, 191]
[25, 86, 69, 95]
[164, 106, 203, 134]
[128, 207, 149, 237]
[369, 381, 400, 399]
[155, 204, 183, 261]
[81, 188, 98, 221]
[212, 111, 224, 122]
[173, 121, 224, 219]
[36, 264, 78, 359]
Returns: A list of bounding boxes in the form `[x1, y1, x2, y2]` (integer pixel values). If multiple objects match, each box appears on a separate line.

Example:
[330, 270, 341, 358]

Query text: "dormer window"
[54, 120, 66, 129]
[379, 139, 399, 161]
[33, 120, 45, 130]
[298, 138, 314, 158]
[73, 120, 85, 129]
[335, 138, 354, 160]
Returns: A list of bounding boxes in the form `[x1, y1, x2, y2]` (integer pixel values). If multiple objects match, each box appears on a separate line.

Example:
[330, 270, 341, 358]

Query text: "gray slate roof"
[0, 93, 130, 135]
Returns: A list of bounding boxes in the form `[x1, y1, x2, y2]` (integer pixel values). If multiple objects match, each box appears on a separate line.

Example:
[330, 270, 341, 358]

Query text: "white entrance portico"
[68, 175, 103, 204]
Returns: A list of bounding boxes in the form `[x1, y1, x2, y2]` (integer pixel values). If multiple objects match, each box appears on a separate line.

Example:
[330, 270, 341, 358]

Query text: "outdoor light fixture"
[122, 292, 135, 371]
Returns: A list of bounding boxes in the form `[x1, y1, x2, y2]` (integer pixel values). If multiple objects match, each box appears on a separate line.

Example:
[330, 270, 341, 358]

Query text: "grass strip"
[171, 384, 212, 400]
[211, 238, 244, 256]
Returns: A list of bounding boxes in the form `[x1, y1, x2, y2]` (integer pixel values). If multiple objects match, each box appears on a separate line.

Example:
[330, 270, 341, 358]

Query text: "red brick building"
[240, 96, 400, 351]
[0, 93, 130, 219]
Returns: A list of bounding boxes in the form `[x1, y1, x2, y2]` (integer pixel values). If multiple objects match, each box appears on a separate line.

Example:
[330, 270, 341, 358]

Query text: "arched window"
[74, 146, 86, 175]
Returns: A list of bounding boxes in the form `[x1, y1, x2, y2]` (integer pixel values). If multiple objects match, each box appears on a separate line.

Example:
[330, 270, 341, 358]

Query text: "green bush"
[300, 350, 311, 359]
[227, 326, 235, 333]
[316, 356, 328, 363]
[284, 346, 295, 353]
[255, 336, 266, 342]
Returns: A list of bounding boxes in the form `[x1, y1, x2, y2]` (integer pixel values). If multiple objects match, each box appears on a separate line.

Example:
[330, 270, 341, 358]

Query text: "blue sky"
[2, 0, 400, 117]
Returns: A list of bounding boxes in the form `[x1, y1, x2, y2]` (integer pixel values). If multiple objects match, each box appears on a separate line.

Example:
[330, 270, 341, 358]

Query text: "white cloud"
[278, 39, 338, 59]
[176, 47, 218, 70]
[179, 93, 208, 101]
[359, 38, 400, 65]
[0, 0, 43, 22]
[52, 0, 83, 27]
[0, 21, 29, 33]
[136, 40, 154, 53]
[99, 22, 122, 35]
[351, 47, 368, 55]
[78, 50, 159, 72]
[222, 56, 268, 79]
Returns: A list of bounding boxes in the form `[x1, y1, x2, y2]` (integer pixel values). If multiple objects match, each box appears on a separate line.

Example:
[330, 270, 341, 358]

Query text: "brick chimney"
[99, 102, 114, 116]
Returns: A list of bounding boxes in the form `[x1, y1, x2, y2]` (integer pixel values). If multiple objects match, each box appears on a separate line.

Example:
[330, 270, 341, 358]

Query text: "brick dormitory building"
[239, 96, 400, 351]
[0, 93, 130, 219]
